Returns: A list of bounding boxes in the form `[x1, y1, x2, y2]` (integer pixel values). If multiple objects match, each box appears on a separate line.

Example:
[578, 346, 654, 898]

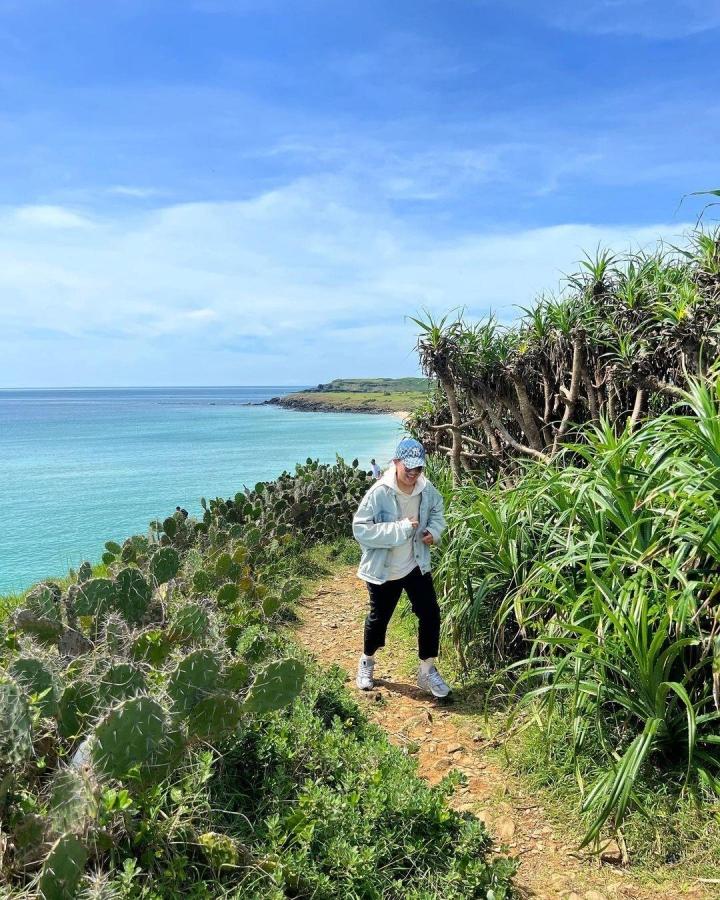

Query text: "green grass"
[286, 390, 421, 413]
[502, 715, 720, 885]
[314, 377, 431, 393]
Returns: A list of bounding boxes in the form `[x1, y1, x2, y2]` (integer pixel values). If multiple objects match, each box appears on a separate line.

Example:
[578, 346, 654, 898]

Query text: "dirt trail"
[295, 567, 711, 900]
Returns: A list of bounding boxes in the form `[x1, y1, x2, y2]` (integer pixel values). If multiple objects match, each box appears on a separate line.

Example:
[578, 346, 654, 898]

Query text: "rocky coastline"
[264, 395, 403, 415]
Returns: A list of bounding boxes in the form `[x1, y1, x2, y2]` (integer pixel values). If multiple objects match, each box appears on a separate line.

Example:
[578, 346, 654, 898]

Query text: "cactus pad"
[187, 692, 242, 740]
[101, 613, 131, 654]
[282, 580, 303, 603]
[12, 813, 48, 868]
[57, 680, 96, 740]
[150, 547, 180, 584]
[38, 833, 88, 900]
[25, 583, 62, 621]
[91, 695, 176, 782]
[0, 676, 33, 766]
[13, 609, 64, 646]
[58, 628, 93, 658]
[100, 663, 146, 706]
[9, 657, 57, 717]
[167, 649, 221, 716]
[113, 567, 151, 624]
[48, 768, 97, 836]
[221, 660, 249, 692]
[261, 594, 281, 618]
[217, 583, 239, 607]
[77, 561, 93, 583]
[168, 602, 210, 644]
[74, 578, 117, 617]
[131, 628, 173, 666]
[243, 658, 306, 714]
[192, 569, 213, 594]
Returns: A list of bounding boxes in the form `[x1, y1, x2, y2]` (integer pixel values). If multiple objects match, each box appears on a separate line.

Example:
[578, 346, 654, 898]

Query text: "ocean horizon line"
[0, 384, 310, 391]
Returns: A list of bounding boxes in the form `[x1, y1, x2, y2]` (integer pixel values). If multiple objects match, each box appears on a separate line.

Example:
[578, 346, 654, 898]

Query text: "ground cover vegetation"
[0, 457, 514, 899]
[313, 378, 432, 393]
[410, 228, 720, 864]
[270, 377, 431, 414]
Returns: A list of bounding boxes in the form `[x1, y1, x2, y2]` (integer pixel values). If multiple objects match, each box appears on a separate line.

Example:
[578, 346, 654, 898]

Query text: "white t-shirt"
[385, 488, 421, 581]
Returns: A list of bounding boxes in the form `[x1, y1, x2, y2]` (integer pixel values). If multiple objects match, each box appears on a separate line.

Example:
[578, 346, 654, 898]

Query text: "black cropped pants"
[363, 566, 440, 660]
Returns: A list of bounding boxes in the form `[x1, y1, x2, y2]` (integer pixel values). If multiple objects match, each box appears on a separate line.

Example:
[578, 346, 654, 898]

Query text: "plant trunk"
[438, 369, 463, 483]
[473, 397, 549, 463]
[510, 375, 544, 451]
[552, 332, 584, 455]
[629, 388, 646, 432]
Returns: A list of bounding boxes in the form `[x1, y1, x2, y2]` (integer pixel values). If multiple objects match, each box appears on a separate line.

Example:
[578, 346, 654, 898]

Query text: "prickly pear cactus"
[74, 578, 116, 617]
[0, 675, 33, 766]
[114, 567, 151, 624]
[243, 658, 306, 714]
[58, 627, 93, 658]
[217, 583, 239, 607]
[149, 547, 180, 585]
[104, 540, 122, 560]
[13, 608, 64, 646]
[11, 812, 48, 868]
[215, 553, 233, 579]
[187, 692, 242, 740]
[38, 833, 88, 900]
[261, 594, 281, 618]
[77, 561, 93, 583]
[192, 569, 213, 594]
[282, 579, 303, 603]
[168, 602, 210, 645]
[57, 680, 96, 740]
[48, 768, 97, 836]
[25, 582, 62, 620]
[167, 649, 221, 716]
[99, 663, 146, 706]
[91, 696, 178, 782]
[221, 660, 249, 692]
[9, 657, 57, 717]
[131, 628, 173, 666]
[101, 613, 131, 655]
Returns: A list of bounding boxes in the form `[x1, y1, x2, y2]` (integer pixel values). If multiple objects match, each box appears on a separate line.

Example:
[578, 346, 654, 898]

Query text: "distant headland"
[265, 377, 431, 415]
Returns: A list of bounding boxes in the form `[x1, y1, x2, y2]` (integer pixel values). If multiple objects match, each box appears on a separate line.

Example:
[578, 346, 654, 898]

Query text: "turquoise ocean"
[0, 387, 403, 594]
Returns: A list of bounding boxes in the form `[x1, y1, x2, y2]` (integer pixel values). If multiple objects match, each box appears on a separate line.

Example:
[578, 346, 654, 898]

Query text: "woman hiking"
[352, 437, 451, 698]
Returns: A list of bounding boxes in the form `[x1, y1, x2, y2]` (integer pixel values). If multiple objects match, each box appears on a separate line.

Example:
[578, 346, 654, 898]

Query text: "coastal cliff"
[265, 377, 429, 415]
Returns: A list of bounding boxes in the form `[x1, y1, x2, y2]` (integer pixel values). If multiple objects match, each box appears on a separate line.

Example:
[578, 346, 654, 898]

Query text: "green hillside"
[314, 377, 431, 393]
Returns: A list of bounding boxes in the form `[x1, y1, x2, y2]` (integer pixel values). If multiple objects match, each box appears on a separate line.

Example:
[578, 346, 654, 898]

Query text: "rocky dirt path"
[294, 567, 711, 900]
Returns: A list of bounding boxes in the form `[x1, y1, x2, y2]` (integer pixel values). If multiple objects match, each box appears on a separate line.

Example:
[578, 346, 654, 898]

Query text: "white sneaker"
[417, 665, 451, 699]
[356, 656, 375, 691]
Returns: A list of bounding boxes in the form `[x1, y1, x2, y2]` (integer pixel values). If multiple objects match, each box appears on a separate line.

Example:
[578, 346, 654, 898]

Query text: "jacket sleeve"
[424, 488, 446, 545]
[352, 489, 414, 549]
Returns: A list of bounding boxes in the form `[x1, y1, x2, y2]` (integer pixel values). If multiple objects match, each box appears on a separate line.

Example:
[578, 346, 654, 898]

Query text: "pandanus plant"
[409, 228, 720, 480]
[434, 373, 720, 848]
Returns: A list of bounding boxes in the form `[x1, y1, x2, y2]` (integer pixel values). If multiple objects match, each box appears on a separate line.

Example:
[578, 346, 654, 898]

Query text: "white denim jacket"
[352, 468, 446, 585]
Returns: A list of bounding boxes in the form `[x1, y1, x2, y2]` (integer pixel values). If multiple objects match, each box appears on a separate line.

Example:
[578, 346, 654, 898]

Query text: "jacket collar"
[379, 465, 427, 496]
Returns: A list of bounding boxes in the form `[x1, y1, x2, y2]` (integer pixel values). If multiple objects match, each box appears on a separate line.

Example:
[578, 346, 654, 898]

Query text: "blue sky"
[0, 0, 718, 386]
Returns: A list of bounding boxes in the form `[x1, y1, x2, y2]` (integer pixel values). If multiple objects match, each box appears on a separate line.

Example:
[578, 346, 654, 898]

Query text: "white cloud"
[0, 177, 693, 386]
[515, 0, 720, 39]
[108, 185, 161, 199]
[13, 205, 94, 229]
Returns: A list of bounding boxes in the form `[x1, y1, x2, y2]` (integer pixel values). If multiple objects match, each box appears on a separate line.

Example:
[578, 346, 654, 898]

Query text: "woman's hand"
[421, 530, 434, 545]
